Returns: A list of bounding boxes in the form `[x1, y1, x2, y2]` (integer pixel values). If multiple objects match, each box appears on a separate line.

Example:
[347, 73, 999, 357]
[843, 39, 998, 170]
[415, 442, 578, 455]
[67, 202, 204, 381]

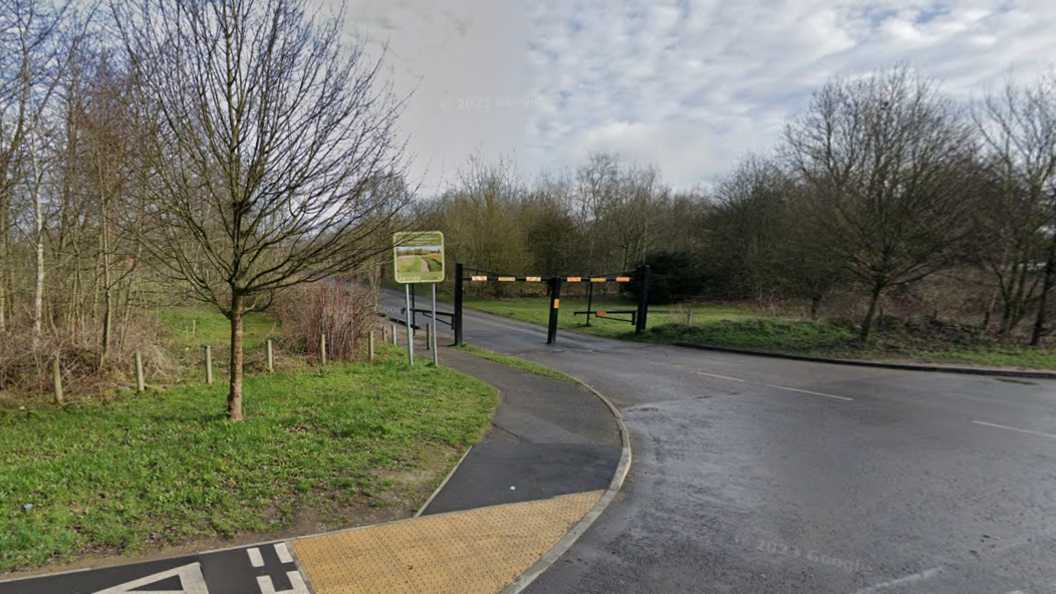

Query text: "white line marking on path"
[693, 371, 746, 382]
[274, 542, 294, 564]
[247, 547, 264, 567]
[852, 566, 943, 593]
[257, 571, 309, 594]
[973, 421, 1056, 440]
[91, 563, 209, 594]
[766, 385, 853, 402]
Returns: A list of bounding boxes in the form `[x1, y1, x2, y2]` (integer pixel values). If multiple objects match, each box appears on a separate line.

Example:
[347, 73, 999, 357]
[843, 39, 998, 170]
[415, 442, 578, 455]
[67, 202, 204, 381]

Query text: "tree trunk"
[1030, 238, 1056, 346]
[100, 199, 113, 368]
[228, 292, 246, 422]
[860, 282, 884, 343]
[32, 153, 44, 349]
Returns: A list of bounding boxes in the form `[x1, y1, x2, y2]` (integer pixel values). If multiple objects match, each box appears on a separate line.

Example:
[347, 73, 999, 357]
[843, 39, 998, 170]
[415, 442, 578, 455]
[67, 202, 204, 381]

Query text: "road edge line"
[674, 342, 1056, 380]
[498, 376, 633, 594]
[414, 445, 474, 517]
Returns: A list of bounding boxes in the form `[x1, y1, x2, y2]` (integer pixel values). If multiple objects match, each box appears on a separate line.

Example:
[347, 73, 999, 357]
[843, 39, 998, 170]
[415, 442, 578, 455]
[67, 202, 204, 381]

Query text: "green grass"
[455, 295, 752, 339]
[457, 344, 576, 384]
[0, 348, 497, 573]
[158, 307, 278, 350]
[456, 294, 1056, 371]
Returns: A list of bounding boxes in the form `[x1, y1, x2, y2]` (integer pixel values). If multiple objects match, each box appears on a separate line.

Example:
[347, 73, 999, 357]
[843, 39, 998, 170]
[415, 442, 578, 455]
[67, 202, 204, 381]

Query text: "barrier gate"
[453, 263, 651, 345]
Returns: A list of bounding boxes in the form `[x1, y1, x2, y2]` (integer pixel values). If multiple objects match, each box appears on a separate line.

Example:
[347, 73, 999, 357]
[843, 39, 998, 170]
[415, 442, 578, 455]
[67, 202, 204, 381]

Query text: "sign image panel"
[393, 231, 445, 284]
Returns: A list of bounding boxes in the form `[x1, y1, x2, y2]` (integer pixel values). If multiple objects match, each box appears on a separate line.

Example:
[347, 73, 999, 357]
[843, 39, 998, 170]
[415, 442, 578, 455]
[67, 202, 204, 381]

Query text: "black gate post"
[547, 277, 562, 344]
[635, 265, 651, 334]
[454, 263, 464, 346]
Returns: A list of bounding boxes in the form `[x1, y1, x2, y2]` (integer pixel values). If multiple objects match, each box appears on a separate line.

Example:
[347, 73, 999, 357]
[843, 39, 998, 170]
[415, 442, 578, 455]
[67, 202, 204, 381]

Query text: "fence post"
[454, 263, 464, 346]
[547, 277, 562, 344]
[369, 331, 375, 362]
[686, 310, 694, 326]
[52, 358, 63, 405]
[635, 265, 651, 334]
[266, 339, 274, 373]
[320, 334, 327, 365]
[204, 346, 213, 385]
[391, 324, 397, 345]
[135, 352, 145, 392]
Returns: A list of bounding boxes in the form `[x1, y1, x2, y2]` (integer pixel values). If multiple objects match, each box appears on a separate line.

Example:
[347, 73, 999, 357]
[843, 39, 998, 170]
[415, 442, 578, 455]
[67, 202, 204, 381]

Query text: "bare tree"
[118, 0, 411, 421]
[974, 73, 1056, 344]
[784, 66, 979, 341]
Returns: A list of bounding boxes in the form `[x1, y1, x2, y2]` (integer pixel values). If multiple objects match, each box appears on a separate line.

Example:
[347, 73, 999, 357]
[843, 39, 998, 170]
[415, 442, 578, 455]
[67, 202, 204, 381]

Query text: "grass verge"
[0, 346, 497, 574]
[454, 295, 1056, 371]
[456, 344, 576, 384]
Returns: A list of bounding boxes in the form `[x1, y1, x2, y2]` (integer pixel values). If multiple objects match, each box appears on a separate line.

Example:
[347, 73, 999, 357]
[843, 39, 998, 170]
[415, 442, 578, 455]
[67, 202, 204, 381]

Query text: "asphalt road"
[387, 292, 1056, 594]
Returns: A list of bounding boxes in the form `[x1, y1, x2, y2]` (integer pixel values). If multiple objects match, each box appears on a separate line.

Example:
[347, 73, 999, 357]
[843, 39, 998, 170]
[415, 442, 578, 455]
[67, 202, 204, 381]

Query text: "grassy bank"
[0, 309, 498, 574]
[456, 295, 1056, 370]
[457, 295, 752, 339]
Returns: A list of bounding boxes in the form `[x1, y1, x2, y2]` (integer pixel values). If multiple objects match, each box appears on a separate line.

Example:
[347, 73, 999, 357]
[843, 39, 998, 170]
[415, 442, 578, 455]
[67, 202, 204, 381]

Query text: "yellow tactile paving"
[292, 490, 604, 594]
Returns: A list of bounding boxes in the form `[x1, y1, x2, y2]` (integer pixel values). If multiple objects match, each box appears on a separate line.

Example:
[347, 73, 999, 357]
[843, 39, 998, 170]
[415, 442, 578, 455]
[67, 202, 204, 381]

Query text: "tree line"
[1, 0, 409, 418]
[424, 65, 1056, 344]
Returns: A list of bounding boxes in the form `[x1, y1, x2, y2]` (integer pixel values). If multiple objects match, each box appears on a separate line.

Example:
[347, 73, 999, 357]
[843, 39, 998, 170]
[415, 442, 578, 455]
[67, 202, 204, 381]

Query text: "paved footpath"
[0, 344, 625, 594]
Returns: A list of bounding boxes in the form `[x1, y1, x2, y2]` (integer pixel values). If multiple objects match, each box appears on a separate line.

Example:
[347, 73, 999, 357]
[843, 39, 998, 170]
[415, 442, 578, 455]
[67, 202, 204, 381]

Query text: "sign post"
[393, 231, 446, 366]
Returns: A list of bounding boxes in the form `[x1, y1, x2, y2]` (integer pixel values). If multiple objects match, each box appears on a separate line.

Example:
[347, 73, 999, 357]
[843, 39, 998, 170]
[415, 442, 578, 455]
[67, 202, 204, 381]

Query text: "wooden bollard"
[266, 339, 274, 373]
[204, 345, 213, 384]
[135, 352, 145, 393]
[391, 324, 397, 345]
[320, 334, 327, 365]
[369, 331, 376, 362]
[52, 358, 63, 404]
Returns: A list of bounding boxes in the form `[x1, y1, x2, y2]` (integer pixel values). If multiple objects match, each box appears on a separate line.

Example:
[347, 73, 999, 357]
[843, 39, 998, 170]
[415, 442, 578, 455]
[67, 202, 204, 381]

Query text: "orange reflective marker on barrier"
[590, 277, 606, 283]
[566, 277, 582, 283]
[471, 275, 488, 282]
[598, 311, 607, 316]
[616, 276, 631, 283]
[553, 299, 560, 308]
[526, 276, 542, 282]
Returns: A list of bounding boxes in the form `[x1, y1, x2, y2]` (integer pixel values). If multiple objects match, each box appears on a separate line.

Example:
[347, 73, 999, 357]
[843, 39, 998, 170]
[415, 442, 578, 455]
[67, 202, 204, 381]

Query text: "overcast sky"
[338, 0, 1056, 194]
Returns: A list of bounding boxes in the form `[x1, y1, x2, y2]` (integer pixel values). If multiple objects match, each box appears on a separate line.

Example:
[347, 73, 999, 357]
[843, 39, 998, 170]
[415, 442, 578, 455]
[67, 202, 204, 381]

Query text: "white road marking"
[973, 421, 1056, 440]
[766, 385, 853, 402]
[693, 371, 746, 382]
[247, 547, 264, 568]
[274, 542, 294, 564]
[257, 571, 309, 594]
[852, 566, 943, 593]
[91, 563, 209, 594]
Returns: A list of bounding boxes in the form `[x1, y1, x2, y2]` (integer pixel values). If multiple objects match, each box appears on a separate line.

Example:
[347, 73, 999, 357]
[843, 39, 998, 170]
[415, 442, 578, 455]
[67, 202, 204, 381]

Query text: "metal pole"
[432, 283, 439, 366]
[547, 277, 562, 344]
[404, 284, 414, 366]
[454, 263, 464, 346]
[205, 345, 213, 384]
[636, 265, 651, 334]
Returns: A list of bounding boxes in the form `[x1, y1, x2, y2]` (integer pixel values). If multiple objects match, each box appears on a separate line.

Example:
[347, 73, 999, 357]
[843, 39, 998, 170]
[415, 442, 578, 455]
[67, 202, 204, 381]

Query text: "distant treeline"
[419, 65, 1056, 344]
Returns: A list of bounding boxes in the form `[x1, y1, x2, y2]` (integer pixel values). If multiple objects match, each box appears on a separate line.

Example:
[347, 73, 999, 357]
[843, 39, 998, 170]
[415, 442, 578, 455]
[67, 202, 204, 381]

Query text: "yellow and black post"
[547, 276, 562, 344]
[635, 264, 651, 334]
